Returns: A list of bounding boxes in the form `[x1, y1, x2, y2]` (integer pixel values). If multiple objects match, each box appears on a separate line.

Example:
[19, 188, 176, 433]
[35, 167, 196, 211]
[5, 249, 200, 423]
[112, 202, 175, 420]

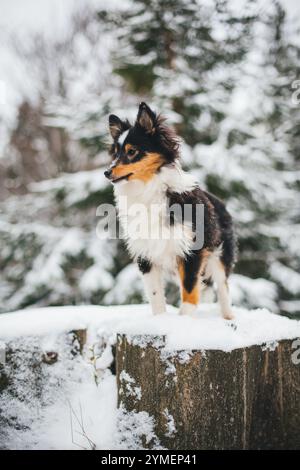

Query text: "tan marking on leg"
[178, 258, 199, 305]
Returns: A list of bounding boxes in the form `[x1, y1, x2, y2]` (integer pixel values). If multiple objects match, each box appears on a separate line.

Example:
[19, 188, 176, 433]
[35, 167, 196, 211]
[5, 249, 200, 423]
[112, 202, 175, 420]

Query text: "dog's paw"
[223, 310, 235, 321]
[153, 310, 167, 315]
[179, 302, 198, 317]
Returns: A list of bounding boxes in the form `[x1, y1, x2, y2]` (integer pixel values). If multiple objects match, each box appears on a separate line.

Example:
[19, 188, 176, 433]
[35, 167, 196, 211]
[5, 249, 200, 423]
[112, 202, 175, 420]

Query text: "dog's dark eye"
[127, 148, 136, 157]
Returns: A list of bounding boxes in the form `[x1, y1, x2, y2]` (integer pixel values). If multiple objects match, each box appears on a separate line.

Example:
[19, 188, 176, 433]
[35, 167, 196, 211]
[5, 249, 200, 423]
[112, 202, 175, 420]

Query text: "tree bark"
[116, 334, 300, 450]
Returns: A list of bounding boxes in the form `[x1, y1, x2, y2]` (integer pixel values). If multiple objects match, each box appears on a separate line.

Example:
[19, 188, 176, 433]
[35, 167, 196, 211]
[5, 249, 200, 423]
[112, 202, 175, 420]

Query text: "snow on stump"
[0, 329, 87, 394]
[116, 311, 300, 450]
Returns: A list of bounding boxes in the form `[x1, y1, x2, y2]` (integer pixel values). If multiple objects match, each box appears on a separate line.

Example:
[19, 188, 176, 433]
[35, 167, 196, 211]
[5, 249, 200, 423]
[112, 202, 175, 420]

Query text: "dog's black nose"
[104, 169, 112, 179]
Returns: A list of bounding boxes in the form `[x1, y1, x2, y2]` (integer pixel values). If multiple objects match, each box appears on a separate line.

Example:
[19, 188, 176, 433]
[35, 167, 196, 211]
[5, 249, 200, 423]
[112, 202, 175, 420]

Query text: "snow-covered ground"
[0, 303, 300, 449]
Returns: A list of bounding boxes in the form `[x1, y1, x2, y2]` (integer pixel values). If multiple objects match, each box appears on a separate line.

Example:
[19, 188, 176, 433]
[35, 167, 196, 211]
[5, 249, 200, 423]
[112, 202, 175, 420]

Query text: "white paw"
[179, 302, 198, 317]
[223, 310, 235, 320]
[152, 310, 167, 315]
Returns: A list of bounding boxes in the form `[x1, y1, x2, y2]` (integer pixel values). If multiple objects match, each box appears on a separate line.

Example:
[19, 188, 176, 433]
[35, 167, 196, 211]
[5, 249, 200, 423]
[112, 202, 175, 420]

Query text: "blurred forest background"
[0, 0, 299, 317]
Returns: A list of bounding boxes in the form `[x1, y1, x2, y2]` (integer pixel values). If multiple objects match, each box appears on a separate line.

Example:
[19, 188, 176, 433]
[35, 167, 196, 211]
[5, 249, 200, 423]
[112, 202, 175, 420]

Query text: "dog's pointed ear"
[136, 102, 156, 134]
[109, 114, 124, 140]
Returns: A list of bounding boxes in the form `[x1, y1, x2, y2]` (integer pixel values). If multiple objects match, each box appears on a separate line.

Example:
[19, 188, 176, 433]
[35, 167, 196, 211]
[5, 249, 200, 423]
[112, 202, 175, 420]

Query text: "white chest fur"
[114, 164, 197, 271]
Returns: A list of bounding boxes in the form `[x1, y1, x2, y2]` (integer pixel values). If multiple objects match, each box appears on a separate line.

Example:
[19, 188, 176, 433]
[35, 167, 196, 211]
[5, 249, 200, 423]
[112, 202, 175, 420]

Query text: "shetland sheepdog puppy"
[104, 102, 237, 319]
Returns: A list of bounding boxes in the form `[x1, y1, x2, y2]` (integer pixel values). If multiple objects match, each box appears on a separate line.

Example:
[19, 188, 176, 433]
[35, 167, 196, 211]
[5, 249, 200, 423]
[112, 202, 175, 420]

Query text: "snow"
[0, 331, 117, 450]
[117, 405, 162, 450]
[1, 303, 300, 351]
[103, 264, 143, 305]
[280, 300, 300, 315]
[0, 0, 299, 449]
[270, 262, 300, 296]
[163, 409, 176, 438]
[119, 371, 142, 400]
[0, 303, 299, 449]
[29, 169, 107, 207]
[0, 169, 117, 313]
[229, 274, 278, 312]
[0, 340, 5, 365]
[0, 1, 299, 316]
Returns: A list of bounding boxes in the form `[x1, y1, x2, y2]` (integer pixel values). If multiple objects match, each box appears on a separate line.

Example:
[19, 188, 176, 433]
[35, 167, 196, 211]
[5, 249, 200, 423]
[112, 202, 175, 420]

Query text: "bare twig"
[67, 399, 96, 450]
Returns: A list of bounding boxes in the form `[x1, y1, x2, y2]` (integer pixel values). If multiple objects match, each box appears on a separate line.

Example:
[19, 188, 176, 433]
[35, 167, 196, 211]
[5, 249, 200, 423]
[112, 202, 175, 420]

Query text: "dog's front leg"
[137, 258, 166, 315]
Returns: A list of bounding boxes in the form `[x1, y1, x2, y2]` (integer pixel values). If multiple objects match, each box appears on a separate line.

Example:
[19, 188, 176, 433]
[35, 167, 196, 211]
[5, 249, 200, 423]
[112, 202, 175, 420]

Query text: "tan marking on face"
[111, 152, 163, 183]
[125, 143, 134, 153]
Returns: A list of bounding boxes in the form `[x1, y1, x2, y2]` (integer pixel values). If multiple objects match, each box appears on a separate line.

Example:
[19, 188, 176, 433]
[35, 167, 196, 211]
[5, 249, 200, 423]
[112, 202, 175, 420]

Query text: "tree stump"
[0, 329, 87, 393]
[116, 334, 300, 450]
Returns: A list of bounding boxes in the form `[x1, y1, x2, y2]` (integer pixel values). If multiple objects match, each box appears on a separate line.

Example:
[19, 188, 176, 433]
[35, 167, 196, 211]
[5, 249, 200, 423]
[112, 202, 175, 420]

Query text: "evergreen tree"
[99, 0, 256, 146]
[195, 2, 300, 315]
[98, 0, 300, 315]
[259, 2, 300, 315]
[1, 1, 299, 316]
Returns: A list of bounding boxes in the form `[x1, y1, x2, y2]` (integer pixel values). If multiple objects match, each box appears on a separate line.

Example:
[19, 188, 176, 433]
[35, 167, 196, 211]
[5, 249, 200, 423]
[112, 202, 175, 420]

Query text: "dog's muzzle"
[104, 168, 133, 183]
[104, 169, 112, 179]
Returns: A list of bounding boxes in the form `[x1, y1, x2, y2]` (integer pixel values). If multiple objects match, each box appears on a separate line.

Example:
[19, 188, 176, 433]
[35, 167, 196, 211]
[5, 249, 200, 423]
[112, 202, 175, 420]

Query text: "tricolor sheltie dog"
[105, 102, 237, 319]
